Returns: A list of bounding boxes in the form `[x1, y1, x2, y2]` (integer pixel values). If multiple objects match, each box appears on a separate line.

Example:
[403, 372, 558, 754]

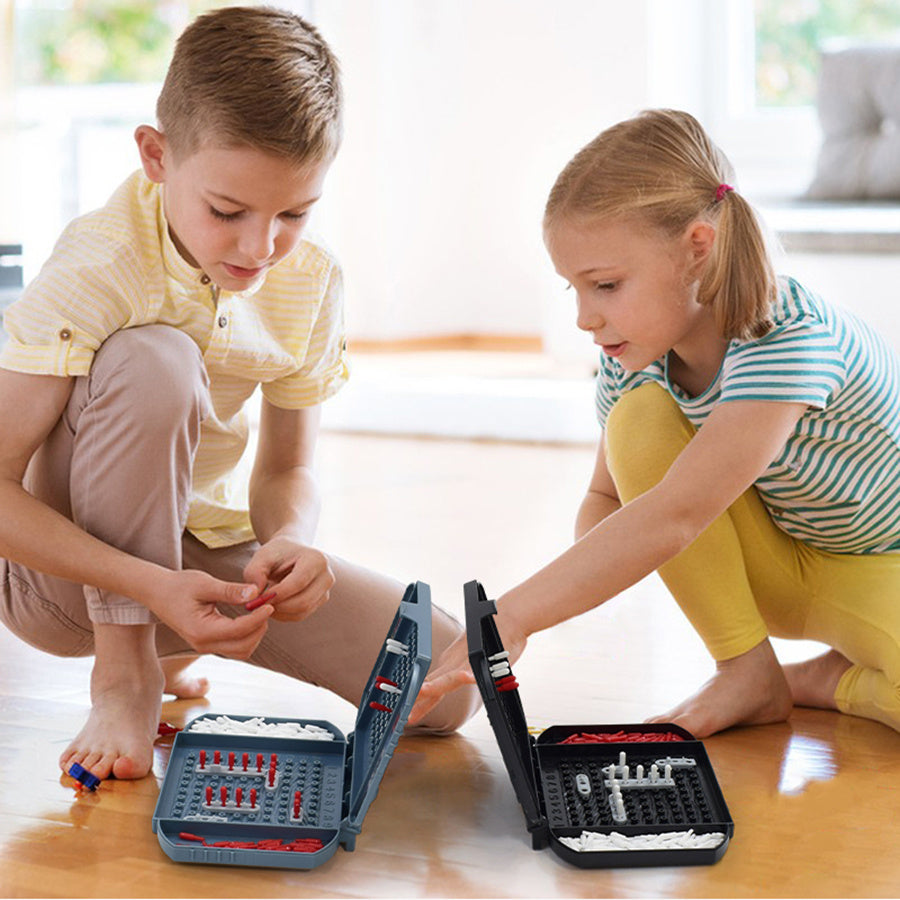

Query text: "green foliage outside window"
[756, 0, 900, 107]
[14, 1, 228, 86]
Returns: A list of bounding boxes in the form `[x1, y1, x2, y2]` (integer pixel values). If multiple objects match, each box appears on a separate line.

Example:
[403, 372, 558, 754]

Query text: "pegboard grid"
[538, 749, 720, 831]
[366, 625, 418, 758]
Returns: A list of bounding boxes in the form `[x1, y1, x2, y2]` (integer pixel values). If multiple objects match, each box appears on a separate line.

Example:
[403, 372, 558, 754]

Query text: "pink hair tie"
[715, 183, 734, 202]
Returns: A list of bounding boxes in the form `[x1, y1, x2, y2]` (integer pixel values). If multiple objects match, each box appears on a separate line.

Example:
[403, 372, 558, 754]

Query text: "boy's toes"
[112, 753, 151, 780]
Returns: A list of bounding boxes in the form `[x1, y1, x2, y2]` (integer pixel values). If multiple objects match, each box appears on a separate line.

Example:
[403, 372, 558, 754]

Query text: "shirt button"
[59, 328, 72, 340]
[218, 315, 228, 328]
[200, 274, 211, 285]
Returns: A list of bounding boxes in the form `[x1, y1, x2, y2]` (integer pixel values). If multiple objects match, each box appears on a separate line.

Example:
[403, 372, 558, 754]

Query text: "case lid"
[464, 580, 545, 838]
[343, 580, 432, 839]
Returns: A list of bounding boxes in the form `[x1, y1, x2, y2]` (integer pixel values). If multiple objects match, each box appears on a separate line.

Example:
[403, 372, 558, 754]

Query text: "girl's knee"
[605, 383, 695, 500]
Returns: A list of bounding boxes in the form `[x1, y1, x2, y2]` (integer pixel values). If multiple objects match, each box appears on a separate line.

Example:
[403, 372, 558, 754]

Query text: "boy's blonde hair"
[544, 109, 775, 340]
[157, 5, 342, 166]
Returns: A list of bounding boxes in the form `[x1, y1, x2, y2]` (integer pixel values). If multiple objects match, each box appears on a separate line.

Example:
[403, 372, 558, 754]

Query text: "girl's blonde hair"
[544, 109, 775, 340]
[157, 6, 342, 167]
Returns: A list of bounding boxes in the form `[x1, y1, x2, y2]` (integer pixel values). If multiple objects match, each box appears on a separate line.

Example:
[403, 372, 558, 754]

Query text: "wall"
[313, 0, 653, 345]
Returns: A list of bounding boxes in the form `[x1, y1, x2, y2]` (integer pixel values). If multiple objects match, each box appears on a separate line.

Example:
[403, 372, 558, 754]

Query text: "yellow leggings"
[605, 383, 900, 732]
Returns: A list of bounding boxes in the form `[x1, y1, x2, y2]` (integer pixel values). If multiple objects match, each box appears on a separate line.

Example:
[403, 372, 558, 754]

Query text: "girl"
[411, 108, 900, 738]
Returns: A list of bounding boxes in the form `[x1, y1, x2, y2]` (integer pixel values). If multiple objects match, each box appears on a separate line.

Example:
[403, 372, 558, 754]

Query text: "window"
[755, 0, 900, 109]
[14, 1, 220, 86]
[686, 0, 900, 197]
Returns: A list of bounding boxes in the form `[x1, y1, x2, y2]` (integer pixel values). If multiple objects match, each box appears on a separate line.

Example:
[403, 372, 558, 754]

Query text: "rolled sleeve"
[261, 256, 350, 409]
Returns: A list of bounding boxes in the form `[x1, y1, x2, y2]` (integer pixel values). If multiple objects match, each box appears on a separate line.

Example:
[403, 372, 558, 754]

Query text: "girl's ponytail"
[698, 188, 776, 340]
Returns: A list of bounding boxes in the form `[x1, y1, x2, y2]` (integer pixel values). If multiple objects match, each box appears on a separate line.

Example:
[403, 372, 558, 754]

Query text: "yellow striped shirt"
[0, 170, 348, 548]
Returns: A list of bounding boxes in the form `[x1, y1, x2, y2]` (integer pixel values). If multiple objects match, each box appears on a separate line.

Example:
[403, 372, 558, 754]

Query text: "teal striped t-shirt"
[594, 277, 900, 554]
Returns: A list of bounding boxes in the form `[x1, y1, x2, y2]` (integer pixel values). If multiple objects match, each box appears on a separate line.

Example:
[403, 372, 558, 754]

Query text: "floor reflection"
[776, 732, 838, 795]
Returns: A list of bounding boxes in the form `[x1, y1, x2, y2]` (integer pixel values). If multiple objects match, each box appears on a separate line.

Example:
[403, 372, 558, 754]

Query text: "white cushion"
[806, 44, 900, 200]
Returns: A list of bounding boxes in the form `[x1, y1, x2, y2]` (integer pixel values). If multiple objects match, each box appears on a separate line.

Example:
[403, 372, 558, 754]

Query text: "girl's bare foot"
[59, 624, 164, 781]
[161, 656, 209, 699]
[647, 638, 793, 738]
[782, 648, 852, 710]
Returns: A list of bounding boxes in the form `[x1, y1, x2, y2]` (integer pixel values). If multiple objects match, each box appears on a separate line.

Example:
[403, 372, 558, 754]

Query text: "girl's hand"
[408, 604, 528, 725]
[147, 569, 274, 659]
[407, 632, 476, 726]
[242, 535, 335, 622]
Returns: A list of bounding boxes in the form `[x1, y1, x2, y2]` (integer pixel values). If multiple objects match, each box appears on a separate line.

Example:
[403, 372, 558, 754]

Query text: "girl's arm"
[493, 397, 808, 644]
[574, 433, 621, 540]
[412, 397, 806, 724]
[0, 369, 272, 657]
[244, 398, 335, 621]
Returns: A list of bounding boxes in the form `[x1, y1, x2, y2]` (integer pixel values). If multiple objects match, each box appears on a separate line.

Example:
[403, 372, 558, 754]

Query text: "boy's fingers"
[193, 604, 273, 658]
[215, 582, 260, 607]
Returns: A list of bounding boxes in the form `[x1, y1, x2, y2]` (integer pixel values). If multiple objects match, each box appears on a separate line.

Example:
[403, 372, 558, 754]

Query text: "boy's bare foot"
[646, 638, 793, 738]
[60, 624, 164, 781]
[161, 656, 210, 699]
[782, 648, 852, 710]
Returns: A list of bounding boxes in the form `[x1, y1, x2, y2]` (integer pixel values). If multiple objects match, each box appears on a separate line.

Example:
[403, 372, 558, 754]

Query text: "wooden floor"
[2, 431, 899, 898]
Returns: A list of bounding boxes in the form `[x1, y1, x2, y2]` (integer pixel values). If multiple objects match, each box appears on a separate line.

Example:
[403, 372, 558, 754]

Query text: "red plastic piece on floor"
[157, 722, 182, 736]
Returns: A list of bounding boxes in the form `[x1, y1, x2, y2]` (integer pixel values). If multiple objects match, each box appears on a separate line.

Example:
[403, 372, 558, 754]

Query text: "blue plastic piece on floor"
[69, 761, 101, 791]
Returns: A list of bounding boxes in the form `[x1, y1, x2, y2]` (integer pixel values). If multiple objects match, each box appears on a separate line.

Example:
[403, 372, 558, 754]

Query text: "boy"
[0, 5, 476, 781]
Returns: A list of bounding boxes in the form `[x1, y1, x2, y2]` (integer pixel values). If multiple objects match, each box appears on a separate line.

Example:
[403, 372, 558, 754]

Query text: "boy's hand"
[147, 569, 274, 659]
[242, 536, 335, 622]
